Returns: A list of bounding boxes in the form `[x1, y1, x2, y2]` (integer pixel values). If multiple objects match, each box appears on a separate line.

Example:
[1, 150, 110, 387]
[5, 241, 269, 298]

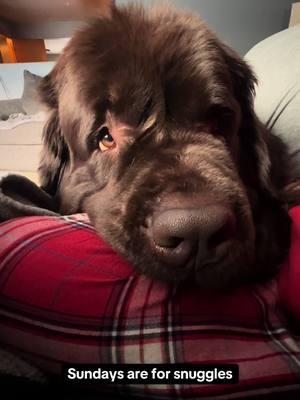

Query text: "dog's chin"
[122, 237, 255, 290]
[193, 254, 254, 290]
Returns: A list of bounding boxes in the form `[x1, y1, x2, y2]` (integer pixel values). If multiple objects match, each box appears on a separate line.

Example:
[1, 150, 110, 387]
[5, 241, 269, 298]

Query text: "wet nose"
[150, 205, 235, 267]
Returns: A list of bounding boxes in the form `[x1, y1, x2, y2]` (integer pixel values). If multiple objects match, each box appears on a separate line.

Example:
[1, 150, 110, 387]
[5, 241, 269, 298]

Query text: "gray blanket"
[0, 174, 59, 222]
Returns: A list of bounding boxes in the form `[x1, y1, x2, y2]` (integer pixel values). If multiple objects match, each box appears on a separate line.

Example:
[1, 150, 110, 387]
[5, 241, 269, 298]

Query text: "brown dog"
[38, 3, 299, 289]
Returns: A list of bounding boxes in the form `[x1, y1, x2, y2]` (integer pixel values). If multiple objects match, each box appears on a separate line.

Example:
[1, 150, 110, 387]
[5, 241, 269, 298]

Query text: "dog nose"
[150, 205, 235, 267]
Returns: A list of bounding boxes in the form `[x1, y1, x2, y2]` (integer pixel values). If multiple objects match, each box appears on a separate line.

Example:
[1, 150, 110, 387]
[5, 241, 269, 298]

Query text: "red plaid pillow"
[0, 210, 300, 398]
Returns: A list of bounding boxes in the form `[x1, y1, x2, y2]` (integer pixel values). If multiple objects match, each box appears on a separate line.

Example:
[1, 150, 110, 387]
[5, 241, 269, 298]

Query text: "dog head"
[39, 4, 290, 289]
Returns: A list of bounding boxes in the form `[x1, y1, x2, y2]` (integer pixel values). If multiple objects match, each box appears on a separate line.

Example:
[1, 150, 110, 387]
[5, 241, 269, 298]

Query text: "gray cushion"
[21, 70, 43, 115]
[0, 99, 25, 120]
[245, 26, 300, 178]
[0, 70, 43, 120]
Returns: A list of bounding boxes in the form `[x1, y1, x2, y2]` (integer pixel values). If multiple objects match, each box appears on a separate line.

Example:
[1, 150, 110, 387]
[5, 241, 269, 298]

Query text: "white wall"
[0, 62, 53, 100]
[117, 0, 294, 54]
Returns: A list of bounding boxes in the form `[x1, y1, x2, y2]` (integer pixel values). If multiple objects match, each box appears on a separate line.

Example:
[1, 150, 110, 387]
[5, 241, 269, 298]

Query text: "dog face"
[39, 4, 291, 289]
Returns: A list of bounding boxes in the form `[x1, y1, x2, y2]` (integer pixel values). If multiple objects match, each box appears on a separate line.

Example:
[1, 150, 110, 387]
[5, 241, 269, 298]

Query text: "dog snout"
[148, 204, 236, 267]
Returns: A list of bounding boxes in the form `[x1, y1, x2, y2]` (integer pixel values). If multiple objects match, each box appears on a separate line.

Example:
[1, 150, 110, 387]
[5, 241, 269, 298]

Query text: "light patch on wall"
[44, 38, 70, 54]
[289, 2, 300, 26]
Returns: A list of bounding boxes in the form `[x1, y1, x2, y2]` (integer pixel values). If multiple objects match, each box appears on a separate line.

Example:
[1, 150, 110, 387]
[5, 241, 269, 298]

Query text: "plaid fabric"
[0, 209, 300, 399]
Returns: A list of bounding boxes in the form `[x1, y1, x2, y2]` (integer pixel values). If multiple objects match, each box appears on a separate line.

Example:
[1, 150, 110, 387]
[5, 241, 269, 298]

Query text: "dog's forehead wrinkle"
[105, 111, 134, 135]
[108, 79, 164, 131]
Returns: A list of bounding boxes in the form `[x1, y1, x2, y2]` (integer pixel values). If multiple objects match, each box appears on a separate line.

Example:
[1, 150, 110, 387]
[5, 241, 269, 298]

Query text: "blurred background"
[0, 0, 297, 62]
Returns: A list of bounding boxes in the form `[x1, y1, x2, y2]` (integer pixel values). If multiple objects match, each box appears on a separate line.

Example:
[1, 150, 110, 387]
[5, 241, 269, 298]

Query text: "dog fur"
[38, 3, 300, 289]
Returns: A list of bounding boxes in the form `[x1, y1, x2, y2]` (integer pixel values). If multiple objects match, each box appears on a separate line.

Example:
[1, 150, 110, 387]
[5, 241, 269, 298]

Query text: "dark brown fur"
[38, 3, 299, 289]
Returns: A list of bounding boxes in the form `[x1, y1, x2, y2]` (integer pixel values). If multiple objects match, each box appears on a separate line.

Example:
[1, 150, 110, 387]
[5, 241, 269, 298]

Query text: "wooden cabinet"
[0, 35, 47, 63]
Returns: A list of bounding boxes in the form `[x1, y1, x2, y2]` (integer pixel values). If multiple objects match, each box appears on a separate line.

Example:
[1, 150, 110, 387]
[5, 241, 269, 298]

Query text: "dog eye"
[97, 126, 116, 151]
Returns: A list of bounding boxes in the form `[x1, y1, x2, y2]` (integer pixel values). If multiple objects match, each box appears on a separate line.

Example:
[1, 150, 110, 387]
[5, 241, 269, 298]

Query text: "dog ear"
[221, 44, 274, 195]
[220, 45, 293, 275]
[38, 69, 69, 196]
